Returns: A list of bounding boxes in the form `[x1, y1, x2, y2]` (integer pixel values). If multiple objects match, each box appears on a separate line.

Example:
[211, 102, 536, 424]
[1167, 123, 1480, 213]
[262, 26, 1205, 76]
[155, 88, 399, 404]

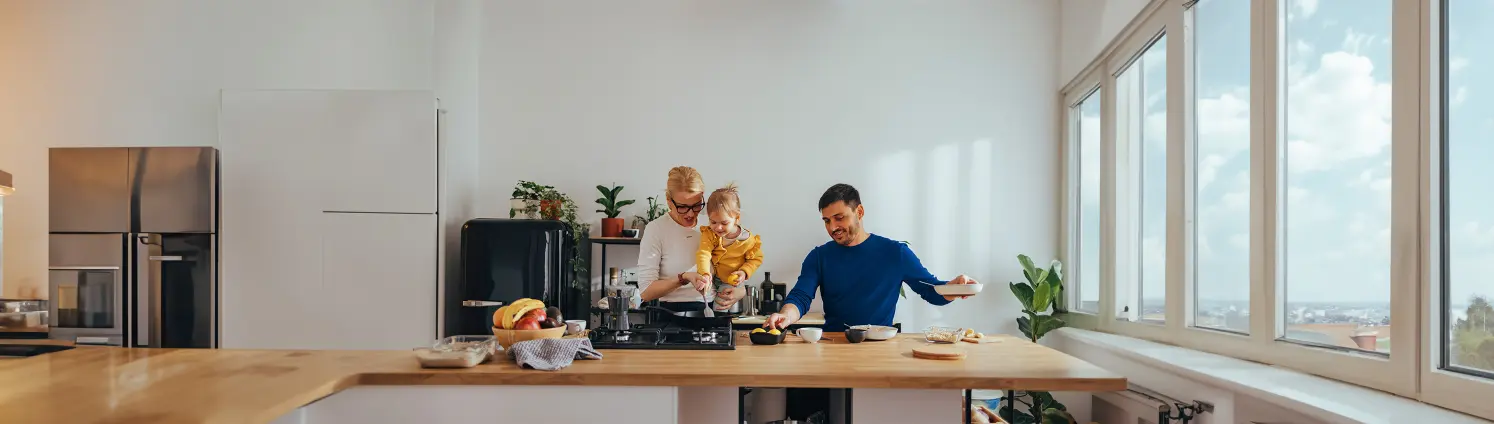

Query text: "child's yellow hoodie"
[695, 226, 763, 286]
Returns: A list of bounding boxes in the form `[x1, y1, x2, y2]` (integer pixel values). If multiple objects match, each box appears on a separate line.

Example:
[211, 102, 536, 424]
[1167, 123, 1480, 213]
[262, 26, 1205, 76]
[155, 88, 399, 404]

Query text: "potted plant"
[595, 184, 635, 237]
[510, 180, 552, 219]
[1001, 254, 1075, 424]
[631, 196, 668, 230]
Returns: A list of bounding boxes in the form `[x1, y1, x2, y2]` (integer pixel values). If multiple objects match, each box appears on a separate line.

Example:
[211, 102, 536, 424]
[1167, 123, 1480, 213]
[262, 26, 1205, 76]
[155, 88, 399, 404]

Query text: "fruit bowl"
[491, 326, 566, 348]
[749, 330, 787, 345]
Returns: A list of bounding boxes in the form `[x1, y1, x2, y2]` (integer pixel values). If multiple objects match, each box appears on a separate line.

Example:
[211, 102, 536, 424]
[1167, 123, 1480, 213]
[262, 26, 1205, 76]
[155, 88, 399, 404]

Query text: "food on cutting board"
[492, 298, 558, 330]
[960, 328, 987, 343]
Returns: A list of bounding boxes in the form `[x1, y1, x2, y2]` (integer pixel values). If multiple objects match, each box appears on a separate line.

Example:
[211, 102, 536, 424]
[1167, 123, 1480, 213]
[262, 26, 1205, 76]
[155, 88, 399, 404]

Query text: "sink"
[0, 344, 75, 359]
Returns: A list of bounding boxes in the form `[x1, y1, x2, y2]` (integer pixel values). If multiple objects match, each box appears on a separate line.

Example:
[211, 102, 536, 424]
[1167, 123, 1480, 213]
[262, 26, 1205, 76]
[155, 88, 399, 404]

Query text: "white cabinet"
[220, 90, 438, 350]
[319, 212, 437, 350]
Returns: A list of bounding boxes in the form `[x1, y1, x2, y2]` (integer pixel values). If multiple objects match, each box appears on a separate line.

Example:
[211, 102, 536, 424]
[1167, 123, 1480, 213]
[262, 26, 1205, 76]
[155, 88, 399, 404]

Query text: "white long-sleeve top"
[636, 215, 704, 303]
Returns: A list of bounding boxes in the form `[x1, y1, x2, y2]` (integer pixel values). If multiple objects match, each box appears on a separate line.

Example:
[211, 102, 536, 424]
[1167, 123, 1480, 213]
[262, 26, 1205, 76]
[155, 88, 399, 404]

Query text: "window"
[1059, 0, 1494, 419]
[1115, 34, 1168, 323]
[1190, 0, 1252, 334]
[1443, 0, 1494, 376]
[1076, 91, 1102, 314]
[1278, 0, 1392, 353]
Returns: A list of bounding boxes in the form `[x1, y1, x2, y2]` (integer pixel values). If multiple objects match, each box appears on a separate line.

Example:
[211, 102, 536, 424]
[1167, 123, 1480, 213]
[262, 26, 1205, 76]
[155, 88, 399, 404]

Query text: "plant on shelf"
[595, 184, 635, 237]
[508, 180, 590, 288]
[631, 196, 668, 230]
[1000, 254, 1074, 424]
[510, 180, 553, 219]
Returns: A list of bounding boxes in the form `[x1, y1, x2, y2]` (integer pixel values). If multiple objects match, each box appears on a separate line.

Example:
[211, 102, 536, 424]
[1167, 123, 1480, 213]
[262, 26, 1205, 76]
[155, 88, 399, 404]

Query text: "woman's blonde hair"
[707, 182, 742, 216]
[665, 166, 704, 201]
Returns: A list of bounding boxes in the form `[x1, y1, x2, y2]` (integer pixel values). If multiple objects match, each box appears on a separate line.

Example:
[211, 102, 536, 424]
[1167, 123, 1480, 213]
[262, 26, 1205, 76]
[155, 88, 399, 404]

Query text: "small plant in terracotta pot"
[595, 184, 634, 237]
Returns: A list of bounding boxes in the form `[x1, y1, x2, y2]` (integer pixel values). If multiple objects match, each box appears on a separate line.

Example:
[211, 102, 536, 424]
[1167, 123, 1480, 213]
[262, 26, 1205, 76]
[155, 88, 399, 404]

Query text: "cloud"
[1450, 56, 1469, 74]
[1199, 154, 1227, 191]
[1196, 87, 1250, 159]
[1452, 86, 1468, 108]
[1295, 0, 1319, 19]
[1283, 50, 1392, 174]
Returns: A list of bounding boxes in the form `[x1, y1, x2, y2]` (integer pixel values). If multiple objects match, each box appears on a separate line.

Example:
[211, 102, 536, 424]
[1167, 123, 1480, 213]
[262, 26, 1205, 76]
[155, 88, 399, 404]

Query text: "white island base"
[271, 386, 963, 424]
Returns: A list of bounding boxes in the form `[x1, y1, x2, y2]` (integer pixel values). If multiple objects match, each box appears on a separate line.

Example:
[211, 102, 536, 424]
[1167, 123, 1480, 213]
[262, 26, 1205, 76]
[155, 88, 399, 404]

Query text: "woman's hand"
[691, 273, 711, 294]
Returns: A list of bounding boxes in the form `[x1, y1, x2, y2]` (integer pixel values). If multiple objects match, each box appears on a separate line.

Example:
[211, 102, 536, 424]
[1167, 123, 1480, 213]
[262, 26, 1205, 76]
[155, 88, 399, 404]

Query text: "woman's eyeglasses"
[670, 198, 704, 213]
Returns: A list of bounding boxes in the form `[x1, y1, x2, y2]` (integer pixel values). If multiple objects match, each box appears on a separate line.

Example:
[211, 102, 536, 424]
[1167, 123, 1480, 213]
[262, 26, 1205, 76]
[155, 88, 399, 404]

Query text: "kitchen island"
[0, 333, 1124, 423]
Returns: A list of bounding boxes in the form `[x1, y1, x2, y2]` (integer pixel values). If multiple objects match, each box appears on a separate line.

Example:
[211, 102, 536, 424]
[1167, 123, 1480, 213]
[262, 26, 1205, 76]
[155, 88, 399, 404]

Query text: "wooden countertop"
[0, 333, 1124, 423]
[731, 312, 826, 326]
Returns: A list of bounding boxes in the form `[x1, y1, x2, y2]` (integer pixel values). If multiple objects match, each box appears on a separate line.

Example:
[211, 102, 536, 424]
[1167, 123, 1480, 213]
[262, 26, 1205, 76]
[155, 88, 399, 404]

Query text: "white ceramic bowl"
[933, 283, 983, 296]
[849, 325, 898, 341]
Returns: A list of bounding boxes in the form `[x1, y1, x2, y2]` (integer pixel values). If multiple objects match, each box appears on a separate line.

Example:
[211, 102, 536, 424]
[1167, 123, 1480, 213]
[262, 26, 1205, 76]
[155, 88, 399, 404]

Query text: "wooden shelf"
[591, 236, 641, 245]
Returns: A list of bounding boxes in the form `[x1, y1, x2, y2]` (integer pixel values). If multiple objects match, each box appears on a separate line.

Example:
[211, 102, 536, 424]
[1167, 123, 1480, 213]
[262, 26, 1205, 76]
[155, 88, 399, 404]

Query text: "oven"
[48, 234, 126, 346]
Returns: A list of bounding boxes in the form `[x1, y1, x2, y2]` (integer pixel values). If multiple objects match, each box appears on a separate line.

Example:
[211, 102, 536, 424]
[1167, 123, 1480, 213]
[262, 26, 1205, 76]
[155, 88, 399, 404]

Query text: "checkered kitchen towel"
[507, 338, 603, 371]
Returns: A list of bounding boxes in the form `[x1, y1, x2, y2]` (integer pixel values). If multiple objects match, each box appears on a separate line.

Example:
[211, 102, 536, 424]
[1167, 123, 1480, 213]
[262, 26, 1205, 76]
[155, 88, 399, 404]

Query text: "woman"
[636, 166, 747, 314]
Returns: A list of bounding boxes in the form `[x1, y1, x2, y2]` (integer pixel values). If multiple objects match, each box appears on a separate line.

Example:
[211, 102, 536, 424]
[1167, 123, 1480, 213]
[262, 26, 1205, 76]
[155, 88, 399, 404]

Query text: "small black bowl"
[749, 330, 787, 345]
[845, 328, 867, 343]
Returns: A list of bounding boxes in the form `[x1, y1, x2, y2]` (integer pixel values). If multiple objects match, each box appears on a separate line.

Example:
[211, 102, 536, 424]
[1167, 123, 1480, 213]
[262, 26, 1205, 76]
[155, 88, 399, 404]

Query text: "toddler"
[695, 183, 764, 310]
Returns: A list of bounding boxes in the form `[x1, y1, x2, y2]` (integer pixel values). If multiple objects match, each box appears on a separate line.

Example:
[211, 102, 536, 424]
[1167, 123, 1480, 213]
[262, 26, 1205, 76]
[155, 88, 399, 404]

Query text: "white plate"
[934, 283, 983, 296]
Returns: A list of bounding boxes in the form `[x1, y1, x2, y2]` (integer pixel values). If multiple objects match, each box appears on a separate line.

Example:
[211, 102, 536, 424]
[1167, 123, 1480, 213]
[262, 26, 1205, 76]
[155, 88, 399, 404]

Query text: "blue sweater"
[784, 234, 951, 332]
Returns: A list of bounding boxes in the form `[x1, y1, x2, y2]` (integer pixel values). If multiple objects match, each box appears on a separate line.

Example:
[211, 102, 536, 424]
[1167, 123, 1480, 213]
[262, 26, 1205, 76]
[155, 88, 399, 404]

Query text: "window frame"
[1419, 0, 1494, 417]
[1063, 76, 1104, 322]
[1060, 0, 1431, 409]
[1100, 1, 1179, 342]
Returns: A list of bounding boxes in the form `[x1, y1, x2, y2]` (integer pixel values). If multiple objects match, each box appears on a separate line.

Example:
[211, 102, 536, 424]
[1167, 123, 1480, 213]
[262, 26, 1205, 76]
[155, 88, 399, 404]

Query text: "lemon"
[752, 328, 766, 333]
[769, 329, 782, 335]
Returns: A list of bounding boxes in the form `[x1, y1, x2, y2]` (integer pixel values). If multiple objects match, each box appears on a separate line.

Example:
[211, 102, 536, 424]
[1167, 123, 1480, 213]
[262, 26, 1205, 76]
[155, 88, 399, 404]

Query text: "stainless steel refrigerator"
[49, 147, 217, 348]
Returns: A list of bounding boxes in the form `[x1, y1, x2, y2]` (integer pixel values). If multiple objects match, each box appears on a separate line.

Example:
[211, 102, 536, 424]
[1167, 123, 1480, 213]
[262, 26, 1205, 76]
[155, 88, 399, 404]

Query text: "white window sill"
[1052, 328, 1486, 424]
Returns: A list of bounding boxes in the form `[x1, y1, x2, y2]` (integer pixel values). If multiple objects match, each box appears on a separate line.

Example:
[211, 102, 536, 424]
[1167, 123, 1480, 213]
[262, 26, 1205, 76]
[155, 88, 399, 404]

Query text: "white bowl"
[934, 283, 983, 296]
[849, 325, 898, 341]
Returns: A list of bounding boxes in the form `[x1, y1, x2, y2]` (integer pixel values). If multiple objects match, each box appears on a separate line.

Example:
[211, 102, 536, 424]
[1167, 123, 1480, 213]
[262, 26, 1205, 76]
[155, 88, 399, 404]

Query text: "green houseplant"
[631, 196, 668, 230]
[510, 180, 553, 219]
[595, 184, 635, 237]
[1001, 254, 1075, 424]
[509, 181, 590, 288]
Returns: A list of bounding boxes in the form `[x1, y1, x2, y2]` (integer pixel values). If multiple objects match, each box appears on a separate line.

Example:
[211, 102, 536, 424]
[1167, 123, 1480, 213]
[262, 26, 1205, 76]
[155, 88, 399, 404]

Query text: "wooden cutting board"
[912, 345, 967, 360]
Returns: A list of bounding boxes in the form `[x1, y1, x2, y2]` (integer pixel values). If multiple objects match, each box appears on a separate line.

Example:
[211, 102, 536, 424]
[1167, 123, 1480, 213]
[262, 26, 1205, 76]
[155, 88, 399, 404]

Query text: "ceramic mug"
[796, 327, 823, 344]
[565, 320, 587, 336]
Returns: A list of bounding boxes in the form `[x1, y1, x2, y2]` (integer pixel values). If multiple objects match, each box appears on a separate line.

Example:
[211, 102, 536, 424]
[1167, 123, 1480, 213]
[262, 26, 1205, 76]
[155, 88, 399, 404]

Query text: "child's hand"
[692, 274, 711, 294]
[730, 271, 747, 284]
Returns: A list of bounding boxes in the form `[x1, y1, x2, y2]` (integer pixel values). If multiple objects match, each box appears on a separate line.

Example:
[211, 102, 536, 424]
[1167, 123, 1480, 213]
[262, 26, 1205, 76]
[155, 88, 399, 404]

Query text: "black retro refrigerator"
[447, 219, 589, 337]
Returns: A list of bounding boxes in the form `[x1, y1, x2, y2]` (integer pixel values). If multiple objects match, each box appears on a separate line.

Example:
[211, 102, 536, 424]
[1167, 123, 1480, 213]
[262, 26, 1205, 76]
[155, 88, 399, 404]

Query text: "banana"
[493, 305, 511, 329]
[503, 298, 546, 329]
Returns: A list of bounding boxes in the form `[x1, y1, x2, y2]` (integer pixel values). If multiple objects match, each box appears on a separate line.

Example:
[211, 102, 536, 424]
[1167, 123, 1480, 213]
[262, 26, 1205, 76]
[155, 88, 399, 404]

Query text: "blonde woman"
[636, 166, 726, 314]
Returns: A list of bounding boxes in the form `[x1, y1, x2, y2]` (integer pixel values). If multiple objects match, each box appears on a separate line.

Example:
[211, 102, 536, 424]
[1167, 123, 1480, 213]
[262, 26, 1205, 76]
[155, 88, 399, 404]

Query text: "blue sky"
[1076, 0, 1494, 309]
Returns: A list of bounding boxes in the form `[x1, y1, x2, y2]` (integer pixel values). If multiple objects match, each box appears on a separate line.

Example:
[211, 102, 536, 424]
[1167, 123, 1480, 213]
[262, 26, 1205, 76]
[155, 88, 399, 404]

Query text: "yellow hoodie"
[696, 226, 763, 286]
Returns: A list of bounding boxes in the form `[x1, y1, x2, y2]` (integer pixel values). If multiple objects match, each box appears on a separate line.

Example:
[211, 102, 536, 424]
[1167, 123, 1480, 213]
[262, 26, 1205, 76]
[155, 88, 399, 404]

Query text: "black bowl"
[749, 330, 787, 345]
[845, 328, 867, 343]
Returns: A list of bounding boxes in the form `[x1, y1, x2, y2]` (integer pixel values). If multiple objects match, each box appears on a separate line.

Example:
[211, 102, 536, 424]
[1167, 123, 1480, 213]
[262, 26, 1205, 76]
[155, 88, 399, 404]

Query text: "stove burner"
[589, 323, 736, 350]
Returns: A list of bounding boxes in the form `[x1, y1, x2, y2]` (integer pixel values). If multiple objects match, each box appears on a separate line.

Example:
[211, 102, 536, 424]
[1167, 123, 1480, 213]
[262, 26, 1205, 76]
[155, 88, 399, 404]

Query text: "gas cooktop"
[588, 324, 736, 350]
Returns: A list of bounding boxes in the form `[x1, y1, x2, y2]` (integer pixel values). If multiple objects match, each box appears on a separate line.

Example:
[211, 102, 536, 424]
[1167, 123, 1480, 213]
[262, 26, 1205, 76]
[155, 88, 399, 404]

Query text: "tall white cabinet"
[219, 90, 439, 350]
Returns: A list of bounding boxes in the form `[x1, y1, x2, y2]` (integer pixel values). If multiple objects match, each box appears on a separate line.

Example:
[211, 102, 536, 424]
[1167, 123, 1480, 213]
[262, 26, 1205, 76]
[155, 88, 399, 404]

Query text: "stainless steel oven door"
[48, 234, 125, 346]
[48, 267, 124, 346]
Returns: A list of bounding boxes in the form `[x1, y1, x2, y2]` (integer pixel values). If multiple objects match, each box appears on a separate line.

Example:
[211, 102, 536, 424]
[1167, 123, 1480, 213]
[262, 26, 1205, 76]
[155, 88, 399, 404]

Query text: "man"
[765, 183, 976, 332]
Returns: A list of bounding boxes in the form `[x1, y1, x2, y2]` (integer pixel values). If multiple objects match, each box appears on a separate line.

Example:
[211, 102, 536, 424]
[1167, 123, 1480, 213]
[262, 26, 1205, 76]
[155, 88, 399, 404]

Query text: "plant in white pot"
[595, 184, 634, 238]
[510, 180, 552, 219]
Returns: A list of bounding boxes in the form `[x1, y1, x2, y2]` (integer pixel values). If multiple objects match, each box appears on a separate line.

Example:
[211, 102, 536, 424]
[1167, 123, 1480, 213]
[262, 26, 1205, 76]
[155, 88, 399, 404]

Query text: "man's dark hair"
[818, 183, 861, 210]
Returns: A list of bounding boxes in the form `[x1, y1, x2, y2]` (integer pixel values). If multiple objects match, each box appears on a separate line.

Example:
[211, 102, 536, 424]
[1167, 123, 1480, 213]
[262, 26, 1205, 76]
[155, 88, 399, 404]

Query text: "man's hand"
[943, 274, 978, 301]
[764, 313, 790, 330]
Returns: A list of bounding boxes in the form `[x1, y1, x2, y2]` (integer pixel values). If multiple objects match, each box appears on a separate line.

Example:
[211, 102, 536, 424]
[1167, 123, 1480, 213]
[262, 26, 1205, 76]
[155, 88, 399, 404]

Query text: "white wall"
[477, 0, 1060, 335]
[0, 0, 438, 299]
[1059, 0, 1151, 88]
